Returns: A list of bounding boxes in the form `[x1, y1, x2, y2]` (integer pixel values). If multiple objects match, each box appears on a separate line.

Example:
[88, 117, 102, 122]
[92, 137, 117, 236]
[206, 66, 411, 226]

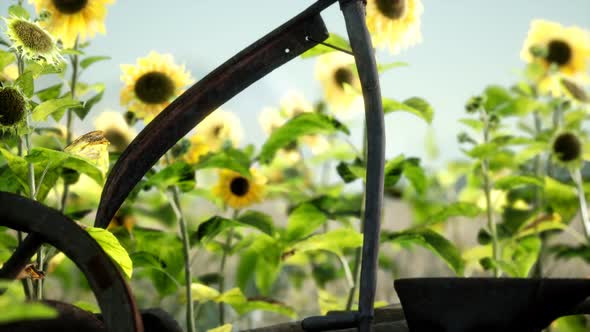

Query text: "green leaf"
[384, 155, 405, 187]
[301, 33, 351, 58]
[25, 147, 104, 184]
[259, 113, 349, 164]
[192, 216, 236, 244]
[36, 83, 63, 102]
[144, 161, 195, 192]
[553, 315, 588, 332]
[383, 97, 434, 124]
[207, 324, 233, 332]
[8, 5, 29, 19]
[459, 118, 484, 131]
[236, 250, 258, 290]
[551, 244, 590, 264]
[87, 227, 133, 278]
[403, 160, 427, 194]
[15, 71, 34, 98]
[0, 148, 59, 201]
[130, 251, 167, 270]
[231, 297, 296, 318]
[75, 90, 104, 120]
[32, 97, 81, 122]
[190, 282, 221, 302]
[465, 142, 499, 159]
[494, 175, 544, 190]
[0, 302, 57, 323]
[336, 160, 365, 183]
[285, 203, 327, 244]
[193, 149, 251, 177]
[426, 202, 482, 225]
[498, 236, 541, 277]
[377, 61, 408, 73]
[483, 85, 512, 113]
[25, 61, 66, 78]
[0, 51, 15, 70]
[80, 56, 111, 69]
[383, 229, 464, 275]
[294, 228, 362, 256]
[544, 176, 579, 223]
[236, 210, 274, 236]
[308, 193, 363, 219]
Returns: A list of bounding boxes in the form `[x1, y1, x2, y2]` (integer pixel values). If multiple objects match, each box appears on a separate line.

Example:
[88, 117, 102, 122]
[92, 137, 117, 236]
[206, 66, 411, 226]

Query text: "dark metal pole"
[340, 1, 385, 332]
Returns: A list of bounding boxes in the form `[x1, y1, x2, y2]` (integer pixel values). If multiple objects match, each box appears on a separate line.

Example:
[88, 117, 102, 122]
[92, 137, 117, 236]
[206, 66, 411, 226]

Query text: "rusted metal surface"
[0, 192, 143, 332]
[94, 1, 333, 228]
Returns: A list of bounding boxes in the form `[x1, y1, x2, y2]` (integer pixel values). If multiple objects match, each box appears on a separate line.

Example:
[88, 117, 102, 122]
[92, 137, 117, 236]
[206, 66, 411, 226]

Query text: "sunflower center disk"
[104, 128, 129, 151]
[376, 0, 406, 19]
[553, 133, 581, 162]
[230, 177, 250, 197]
[546, 39, 572, 66]
[134, 71, 175, 104]
[334, 67, 354, 90]
[0, 88, 26, 126]
[52, 0, 88, 14]
[12, 21, 53, 53]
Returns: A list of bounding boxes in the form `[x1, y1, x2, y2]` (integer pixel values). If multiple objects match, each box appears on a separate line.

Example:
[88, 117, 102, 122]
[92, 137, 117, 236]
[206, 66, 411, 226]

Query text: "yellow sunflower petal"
[366, 0, 423, 54]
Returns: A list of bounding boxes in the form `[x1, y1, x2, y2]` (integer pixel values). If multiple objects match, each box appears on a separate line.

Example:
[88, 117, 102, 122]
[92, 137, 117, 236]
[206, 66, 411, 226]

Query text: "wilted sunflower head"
[366, 0, 423, 54]
[0, 86, 27, 133]
[94, 111, 136, 152]
[4, 16, 61, 65]
[521, 20, 590, 78]
[120, 51, 193, 122]
[552, 132, 583, 164]
[30, 0, 115, 49]
[212, 169, 266, 209]
[315, 52, 362, 117]
[195, 109, 243, 151]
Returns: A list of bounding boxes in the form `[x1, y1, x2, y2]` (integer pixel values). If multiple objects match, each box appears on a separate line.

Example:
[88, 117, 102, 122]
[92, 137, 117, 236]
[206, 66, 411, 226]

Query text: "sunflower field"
[0, 0, 589, 331]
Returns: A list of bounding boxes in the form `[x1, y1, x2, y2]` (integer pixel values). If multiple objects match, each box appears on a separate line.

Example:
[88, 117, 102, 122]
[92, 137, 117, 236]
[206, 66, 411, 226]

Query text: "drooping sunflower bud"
[552, 132, 582, 163]
[4, 16, 61, 65]
[0, 86, 26, 132]
[465, 96, 483, 113]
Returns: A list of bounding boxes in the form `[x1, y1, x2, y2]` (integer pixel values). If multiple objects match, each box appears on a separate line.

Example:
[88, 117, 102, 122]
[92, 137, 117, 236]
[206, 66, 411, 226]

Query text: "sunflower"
[94, 111, 136, 152]
[551, 132, 583, 167]
[0, 86, 27, 133]
[259, 107, 285, 135]
[4, 16, 61, 65]
[315, 52, 362, 117]
[29, 0, 115, 49]
[120, 51, 193, 122]
[0, 64, 19, 83]
[212, 169, 266, 209]
[366, 0, 423, 54]
[195, 109, 243, 151]
[183, 134, 210, 164]
[520, 20, 590, 95]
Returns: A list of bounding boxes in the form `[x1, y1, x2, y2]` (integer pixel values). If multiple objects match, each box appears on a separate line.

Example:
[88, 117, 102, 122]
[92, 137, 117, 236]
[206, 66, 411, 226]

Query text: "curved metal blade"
[0, 192, 143, 332]
[95, 5, 329, 228]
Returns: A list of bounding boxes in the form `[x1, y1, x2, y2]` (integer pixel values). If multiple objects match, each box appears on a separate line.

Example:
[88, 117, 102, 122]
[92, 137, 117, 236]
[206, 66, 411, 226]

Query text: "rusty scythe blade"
[0, 192, 143, 332]
[95, 2, 331, 228]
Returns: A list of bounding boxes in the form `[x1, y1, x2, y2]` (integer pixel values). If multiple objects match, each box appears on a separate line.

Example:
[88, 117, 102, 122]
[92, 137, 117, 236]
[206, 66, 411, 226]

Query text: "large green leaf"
[0, 282, 57, 323]
[383, 97, 434, 124]
[308, 193, 363, 219]
[0, 50, 15, 70]
[494, 175, 544, 190]
[144, 161, 195, 192]
[32, 97, 82, 122]
[425, 202, 482, 225]
[553, 315, 588, 332]
[293, 228, 362, 256]
[15, 70, 34, 98]
[497, 236, 541, 277]
[544, 176, 579, 223]
[483, 85, 512, 113]
[259, 113, 349, 164]
[236, 210, 274, 237]
[25, 147, 104, 184]
[193, 148, 251, 177]
[0, 148, 59, 201]
[36, 83, 63, 102]
[80, 56, 111, 69]
[284, 203, 327, 244]
[192, 213, 273, 245]
[8, 5, 30, 19]
[383, 229, 464, 275]
[87, 227, 133, 278]
[301, 33, 351, 58]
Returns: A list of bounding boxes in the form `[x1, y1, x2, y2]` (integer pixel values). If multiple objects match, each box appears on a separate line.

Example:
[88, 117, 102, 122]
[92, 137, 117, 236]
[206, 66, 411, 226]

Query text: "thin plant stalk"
[532, 111, 545, 278]
[168, 185, 196, 332]
[16, 53, 42, 298]
[218, 211, 237, 325]
[481, 111, 500, 277]
[60, 37, 80, 213]
[571, 168, 590, 240]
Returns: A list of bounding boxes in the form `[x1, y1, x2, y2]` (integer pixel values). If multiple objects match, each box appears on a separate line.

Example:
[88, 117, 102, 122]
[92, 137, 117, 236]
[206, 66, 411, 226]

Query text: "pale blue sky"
[3, 1, 590, 165]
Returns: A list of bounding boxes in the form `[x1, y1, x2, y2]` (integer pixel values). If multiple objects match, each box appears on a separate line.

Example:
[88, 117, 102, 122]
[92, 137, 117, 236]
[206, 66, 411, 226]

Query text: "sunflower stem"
[168, 185, 196, 332]
[346, 123, 367, 311]
[532, 110, 546, 278]
[571, 168, 590, 240]
[60, 38, 79, 214]
[218, 210, 237, 325]
[16, 52, 43, 298]
[481, 110, 500, 278]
